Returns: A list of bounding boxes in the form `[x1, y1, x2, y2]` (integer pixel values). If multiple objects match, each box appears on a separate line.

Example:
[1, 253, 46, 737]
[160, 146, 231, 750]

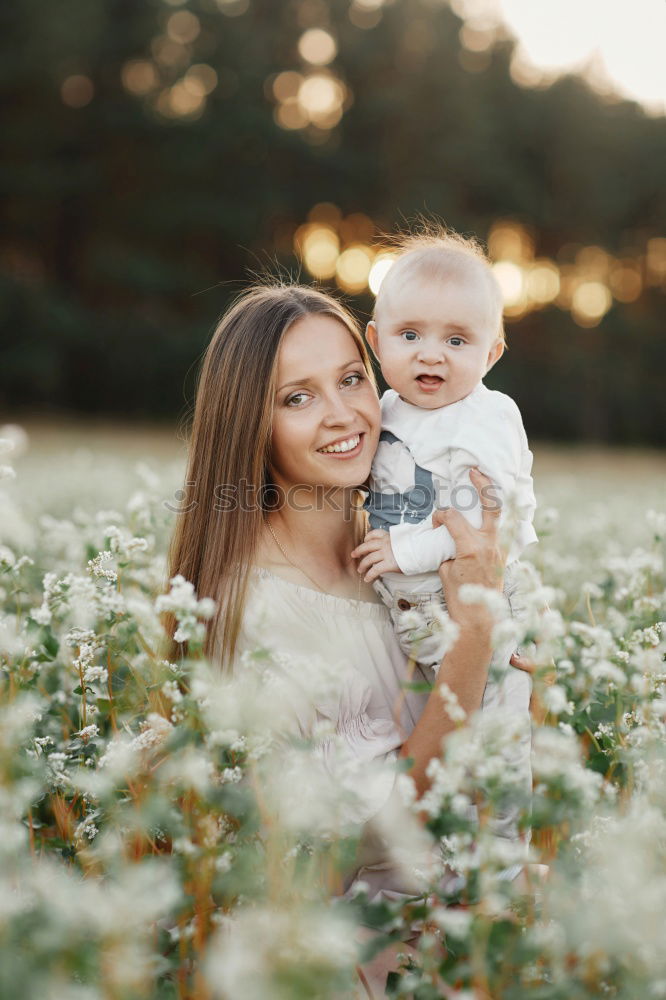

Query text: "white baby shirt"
[366, 381, 538, 573]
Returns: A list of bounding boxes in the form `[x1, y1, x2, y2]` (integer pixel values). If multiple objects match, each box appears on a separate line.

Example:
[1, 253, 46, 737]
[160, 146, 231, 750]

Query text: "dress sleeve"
[310, 666, 404, 826]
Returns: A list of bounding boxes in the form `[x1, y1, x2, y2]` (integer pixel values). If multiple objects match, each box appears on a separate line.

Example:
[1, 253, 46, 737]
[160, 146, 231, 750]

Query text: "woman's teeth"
[318, 434, 360, 454]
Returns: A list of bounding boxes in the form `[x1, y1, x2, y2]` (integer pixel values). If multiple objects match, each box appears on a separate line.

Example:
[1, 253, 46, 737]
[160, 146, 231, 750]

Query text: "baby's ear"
[365, 321, 379, 358]
[485, 338, 504, 373]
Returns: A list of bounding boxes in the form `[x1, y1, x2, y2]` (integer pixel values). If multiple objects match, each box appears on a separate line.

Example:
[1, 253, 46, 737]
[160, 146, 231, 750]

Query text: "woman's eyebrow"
[278, 359, 362, 392]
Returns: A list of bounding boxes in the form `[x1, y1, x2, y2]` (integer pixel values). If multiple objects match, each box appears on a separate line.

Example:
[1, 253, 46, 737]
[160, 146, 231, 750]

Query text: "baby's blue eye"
[449, 337, 465, 346]
[402, 330, 419, 342]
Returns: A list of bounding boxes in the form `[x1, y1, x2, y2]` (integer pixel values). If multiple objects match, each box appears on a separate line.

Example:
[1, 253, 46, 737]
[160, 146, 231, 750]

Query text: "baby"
[355, 229, 537, 852]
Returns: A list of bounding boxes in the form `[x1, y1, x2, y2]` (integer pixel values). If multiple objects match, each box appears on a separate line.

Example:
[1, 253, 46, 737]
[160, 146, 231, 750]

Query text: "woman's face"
[270, 314, 380, 496]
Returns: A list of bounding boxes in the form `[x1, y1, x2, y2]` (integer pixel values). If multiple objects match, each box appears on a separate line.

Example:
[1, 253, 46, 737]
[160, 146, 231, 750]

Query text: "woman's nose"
[322, 392, 356, 424]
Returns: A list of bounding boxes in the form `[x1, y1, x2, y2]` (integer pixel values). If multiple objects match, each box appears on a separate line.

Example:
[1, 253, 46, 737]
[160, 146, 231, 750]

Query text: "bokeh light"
[272, 71, 303, 102]
[609, 263, 642, 303]
[183, 64, 218, 97]
[156, 80, 206, 119]
[151, 36, 190, 69]
[121, 60, 159, 96]
[270, 68, 349, 134]
[348, 4, 383, 29]
[60, 75, 94, 108]
[166, 10, 200, 44]
[298, 29, 338, 66]
[492, 260, 526, 309]
[335, 245, 374, 293]
[488, 220, 534, 262]
[571, 281, 612, 327]
[459, 24, 496, 53]
[368, 254, 397, 295]
[646, 238, 666, 286]
[298, 73, 346, 125]
[294, 224, 340, 280]
[292, 204, 654, 328]
[308, 202, 342, 226]
[274, 98, 309, 130]
[526, 261, 560, 305]
[215, 0, 250, 16]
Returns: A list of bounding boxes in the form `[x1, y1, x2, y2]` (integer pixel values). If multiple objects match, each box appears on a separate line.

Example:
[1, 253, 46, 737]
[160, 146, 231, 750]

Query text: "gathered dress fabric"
[232, 567, 448, 905]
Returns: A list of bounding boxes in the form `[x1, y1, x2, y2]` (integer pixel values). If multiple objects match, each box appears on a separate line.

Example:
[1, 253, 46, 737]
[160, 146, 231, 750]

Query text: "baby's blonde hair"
[373, 221, 506, 346]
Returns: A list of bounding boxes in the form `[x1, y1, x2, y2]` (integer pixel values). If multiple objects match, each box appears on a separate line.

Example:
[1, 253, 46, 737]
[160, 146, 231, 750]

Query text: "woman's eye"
[341, 372, 364, 387]
[285, 392, 308, 407]
[402, 330, 419, 342]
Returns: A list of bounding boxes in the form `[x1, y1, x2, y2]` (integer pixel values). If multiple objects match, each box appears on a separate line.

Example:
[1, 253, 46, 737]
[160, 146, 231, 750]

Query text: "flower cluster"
[1, 428, 666, 998]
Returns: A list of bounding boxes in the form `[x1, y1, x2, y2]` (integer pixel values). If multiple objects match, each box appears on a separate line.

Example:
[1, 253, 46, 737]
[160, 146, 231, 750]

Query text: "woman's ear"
[366, 321, 380, 359]
[485, 338, 505, 373]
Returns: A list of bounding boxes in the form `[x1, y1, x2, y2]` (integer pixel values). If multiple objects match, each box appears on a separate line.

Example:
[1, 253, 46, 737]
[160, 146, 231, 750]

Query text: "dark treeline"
[1, 0, 664, 442]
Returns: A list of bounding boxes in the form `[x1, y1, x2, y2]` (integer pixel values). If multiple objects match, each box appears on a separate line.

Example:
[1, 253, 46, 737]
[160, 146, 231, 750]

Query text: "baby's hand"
[351, 529, 401, 584]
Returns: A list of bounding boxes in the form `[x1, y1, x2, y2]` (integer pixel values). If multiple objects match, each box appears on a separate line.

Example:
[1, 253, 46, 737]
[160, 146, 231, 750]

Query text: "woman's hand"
[432, 467, 507, 629]
[510, 651, 536, 674]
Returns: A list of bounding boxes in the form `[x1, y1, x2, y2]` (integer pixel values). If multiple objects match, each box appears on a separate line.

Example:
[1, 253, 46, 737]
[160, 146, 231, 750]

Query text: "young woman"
[166, 282, 513, 990]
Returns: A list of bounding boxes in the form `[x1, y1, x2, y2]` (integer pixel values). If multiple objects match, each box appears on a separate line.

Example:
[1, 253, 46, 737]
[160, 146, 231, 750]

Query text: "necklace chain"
[266, 520, 362, 601]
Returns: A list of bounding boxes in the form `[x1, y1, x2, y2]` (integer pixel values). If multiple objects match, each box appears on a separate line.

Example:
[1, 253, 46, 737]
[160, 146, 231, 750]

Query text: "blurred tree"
[0, 0, 664, 440]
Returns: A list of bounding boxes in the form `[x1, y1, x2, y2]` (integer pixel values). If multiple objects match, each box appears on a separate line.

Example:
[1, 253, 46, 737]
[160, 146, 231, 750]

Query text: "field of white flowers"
[1, 420, 665, 1000]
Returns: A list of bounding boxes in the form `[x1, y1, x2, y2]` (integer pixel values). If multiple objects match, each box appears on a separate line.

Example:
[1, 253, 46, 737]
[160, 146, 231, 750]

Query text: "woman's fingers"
[510, 651, 536, 674]
[432, 505, 476, 548]
[469, 467, 502, 531]
[431, 506, 450, 530]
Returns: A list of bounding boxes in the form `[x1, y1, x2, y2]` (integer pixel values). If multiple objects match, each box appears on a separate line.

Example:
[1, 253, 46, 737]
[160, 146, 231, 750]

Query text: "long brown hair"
[164, 282, 376, 669]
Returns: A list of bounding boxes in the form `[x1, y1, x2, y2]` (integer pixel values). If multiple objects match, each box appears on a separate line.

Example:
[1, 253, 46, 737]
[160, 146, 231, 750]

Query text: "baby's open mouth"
[416, 375, 444, 388]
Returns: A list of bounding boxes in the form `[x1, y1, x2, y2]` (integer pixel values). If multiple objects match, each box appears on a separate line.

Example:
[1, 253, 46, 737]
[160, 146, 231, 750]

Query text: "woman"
[166, 282, 515, 990]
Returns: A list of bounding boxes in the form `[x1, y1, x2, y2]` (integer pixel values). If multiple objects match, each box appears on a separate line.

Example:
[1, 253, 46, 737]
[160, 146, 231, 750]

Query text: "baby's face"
[367, 272, 504, 409]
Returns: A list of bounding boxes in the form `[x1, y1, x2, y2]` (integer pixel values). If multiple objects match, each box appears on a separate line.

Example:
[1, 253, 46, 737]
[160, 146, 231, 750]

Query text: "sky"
[454, 0, 666, 115]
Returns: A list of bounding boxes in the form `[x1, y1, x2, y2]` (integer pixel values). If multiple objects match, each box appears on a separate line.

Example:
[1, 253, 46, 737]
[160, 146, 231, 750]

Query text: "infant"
[356, 229, 537, 853]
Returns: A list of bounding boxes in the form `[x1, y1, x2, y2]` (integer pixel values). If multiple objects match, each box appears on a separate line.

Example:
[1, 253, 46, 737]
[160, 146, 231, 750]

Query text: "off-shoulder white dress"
[233, 566, 442, 903]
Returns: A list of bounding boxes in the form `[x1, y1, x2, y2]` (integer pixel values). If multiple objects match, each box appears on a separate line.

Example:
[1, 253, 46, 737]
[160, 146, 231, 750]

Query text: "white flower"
[458, 584, 509, 619]
[438, 681, 467, 723]
[87, 550, 117, 582]
[204, 905, 358, 1000]
[431, 906, 473, 938]
[542, 684, 573, 716]
[77, 724, 100, 741]
[156, 574, 216, 643]
[398, 608, 425, 631]
[0, 424, 28, 457]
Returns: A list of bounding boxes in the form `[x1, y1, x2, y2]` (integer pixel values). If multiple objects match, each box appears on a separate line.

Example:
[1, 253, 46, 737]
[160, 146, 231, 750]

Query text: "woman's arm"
[398, 468, 506, 798]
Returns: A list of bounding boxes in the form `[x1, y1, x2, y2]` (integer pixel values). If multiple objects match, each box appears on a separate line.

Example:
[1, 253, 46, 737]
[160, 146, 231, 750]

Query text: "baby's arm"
[387, 404, 529, 576]
[389, 514, 456, 575]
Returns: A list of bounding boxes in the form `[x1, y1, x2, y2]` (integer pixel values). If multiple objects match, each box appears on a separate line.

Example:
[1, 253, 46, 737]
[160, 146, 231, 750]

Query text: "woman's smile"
[316, 431, 364, 457]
